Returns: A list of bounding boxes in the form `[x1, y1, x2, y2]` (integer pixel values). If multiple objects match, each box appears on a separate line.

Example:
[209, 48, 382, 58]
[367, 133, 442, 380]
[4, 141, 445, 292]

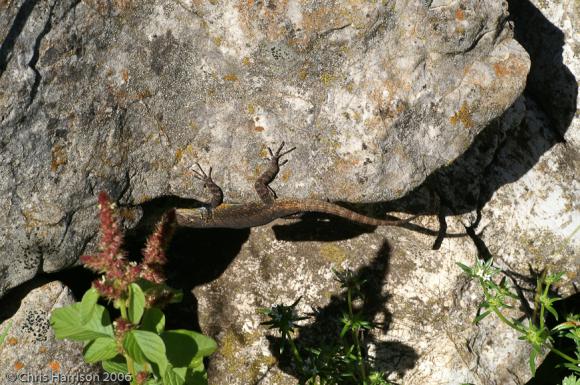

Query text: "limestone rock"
[183, 219, 535, 385]
[175, 0, 578, 383]
[0, 0, 529, 297]
[0, 280, 120, 385]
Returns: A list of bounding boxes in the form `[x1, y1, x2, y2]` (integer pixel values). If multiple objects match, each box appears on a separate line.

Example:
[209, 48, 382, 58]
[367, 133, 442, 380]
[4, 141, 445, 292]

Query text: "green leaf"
[123, 330, 167, 374]
[563, 363, 580, 374]
[128, 283, 146, 324]
[456, 262, 473, 276]
[473, 310, 492, 324]
[162, 329, 217, 368]
[136, 278, 183, 304]
[80, 287, 100, 324]
[164, 365, 186, 385]
[140, 308, 165, 334]
[83, 336, 119, 363]
[0, 320, 13, 347]
[102, 355, 128, 374]
[545, 302, 559, 321]
[529, 348, 537, 376]
[51, 303, 114, 341]
[184, 366, 208, 385]
[562, 375, 580, 385]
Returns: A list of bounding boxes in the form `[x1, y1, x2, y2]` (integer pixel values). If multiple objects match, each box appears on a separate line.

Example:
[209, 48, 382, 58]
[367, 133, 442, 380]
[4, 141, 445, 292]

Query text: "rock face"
[0, 280, 120, 385]
[2, 0, 576, 384]
[0, 0, 529, 297]
[166, 0, 578, 384]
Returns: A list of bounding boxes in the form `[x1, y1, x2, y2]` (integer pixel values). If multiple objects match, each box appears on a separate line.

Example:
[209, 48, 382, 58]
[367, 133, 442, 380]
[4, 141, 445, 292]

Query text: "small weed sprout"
[457, 258, 579, 380]
[259, 269, 393, 385]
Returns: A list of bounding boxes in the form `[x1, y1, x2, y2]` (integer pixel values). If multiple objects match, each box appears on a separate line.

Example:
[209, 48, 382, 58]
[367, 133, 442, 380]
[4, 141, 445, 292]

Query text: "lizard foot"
[254, 142, 296, 204]
[267, 141, 296, 166]
[192, 162, 224, 209]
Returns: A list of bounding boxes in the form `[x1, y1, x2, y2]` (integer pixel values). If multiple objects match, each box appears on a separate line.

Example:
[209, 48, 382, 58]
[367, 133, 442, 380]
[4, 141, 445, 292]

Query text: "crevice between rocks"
[0, 0, 40, 79]
[27, 1, 57, 107]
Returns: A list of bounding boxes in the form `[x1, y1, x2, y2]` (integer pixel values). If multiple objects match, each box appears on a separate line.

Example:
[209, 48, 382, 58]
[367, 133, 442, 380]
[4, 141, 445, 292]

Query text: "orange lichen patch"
[253, 165, 262, 178]
[259, 147, 269, 158]
[48, 360, 61, 372]
[7, 337, 17, 345]
[254, 126, 265, 132]
[135, 88, 152, 100]
[450, 102, 473, 128]
[14, 361, 24, 371]
[83, 0, 133, 15]
[236, 0, 291, 42]
[51, 143, 68, 172]
[493, 58, 529, 79]
[302, 6, 348, 37]
[39, 346, 48, 353]
[242, 56, 251, 66]
[121, 69, 129, 83]
[118, 207, 136, 222]
[455, 8, 465, 21]
[223, 73, 238, 82]
[280, 169, 291, 182]
[493, 63, 510, 76]
[212, 36, 223, 46]
[298, 69, 309, 81]
[113, 0, 133, 11]
[175, 148, 184, 162]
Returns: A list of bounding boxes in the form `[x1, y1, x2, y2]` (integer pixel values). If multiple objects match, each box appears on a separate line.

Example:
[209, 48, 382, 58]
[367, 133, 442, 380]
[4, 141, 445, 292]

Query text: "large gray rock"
[175, 0, 578, 383]
[0, 280, 120, 385]
[0, 0, 529, 297]
[186, 91, 577, 384]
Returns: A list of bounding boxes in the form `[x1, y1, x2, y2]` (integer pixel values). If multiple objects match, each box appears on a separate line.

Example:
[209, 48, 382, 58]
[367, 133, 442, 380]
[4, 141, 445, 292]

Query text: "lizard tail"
[277, 199, 418, 226]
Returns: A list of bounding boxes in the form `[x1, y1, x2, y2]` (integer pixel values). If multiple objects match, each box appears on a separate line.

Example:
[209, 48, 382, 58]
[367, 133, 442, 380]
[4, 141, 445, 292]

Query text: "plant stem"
[347, 288, 367, 382]
[481, 283, 526, 333]
[288, 337, 303, 366]
[549, 346, 578, 364]
[492, 306, 526, 333]
[119, 301, 138, 385]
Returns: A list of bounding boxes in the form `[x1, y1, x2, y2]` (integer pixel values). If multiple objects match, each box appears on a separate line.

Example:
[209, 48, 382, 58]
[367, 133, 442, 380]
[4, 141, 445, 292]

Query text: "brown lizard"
[175, 142, 418, 229]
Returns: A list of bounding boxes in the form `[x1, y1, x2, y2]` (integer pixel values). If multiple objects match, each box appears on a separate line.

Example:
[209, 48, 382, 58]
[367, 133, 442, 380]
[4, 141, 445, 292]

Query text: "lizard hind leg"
[254, 141, 296, 204]
[192, 162, 224, 209]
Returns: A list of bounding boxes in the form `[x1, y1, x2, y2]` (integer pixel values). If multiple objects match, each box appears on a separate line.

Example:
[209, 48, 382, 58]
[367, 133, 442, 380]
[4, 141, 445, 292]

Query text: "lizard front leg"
[254, 142, 296, 204]
[192, 162, 224, 211]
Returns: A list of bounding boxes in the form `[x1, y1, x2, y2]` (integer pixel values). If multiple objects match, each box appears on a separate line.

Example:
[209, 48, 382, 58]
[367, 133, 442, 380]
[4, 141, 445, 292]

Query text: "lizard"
[175, 142, 419, 229]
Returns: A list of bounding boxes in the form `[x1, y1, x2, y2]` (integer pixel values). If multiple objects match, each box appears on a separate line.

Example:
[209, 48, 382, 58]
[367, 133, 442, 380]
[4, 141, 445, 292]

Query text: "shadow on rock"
[161, 226, 249, 331]
[123, 195, 251, 331]
[377, 0, 576, 248]
[272, 211, 377, 242]
[264, 241, 418, 383]
[508, 0, 577, 138]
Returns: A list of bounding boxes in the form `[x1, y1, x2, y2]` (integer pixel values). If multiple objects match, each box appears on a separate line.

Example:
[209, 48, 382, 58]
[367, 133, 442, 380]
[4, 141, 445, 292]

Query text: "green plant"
[50, 192, 216, 385]
[260, 269, 393, 385]
[562, 374, 580, 385]
[0, 320, 12, 346]
[457, 258, 579, 377]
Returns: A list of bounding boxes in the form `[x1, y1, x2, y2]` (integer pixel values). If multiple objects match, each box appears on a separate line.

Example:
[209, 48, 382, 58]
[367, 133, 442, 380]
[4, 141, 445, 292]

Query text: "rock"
[0, 280, 120, 385]
[0, 0, 529, 297]
[180, 219, 536, 385]
[167, 0, 578, 383]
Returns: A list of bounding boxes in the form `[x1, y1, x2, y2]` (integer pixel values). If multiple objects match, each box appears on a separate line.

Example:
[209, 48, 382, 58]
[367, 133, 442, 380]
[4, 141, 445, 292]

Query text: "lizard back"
[175, 198, 416, 229]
